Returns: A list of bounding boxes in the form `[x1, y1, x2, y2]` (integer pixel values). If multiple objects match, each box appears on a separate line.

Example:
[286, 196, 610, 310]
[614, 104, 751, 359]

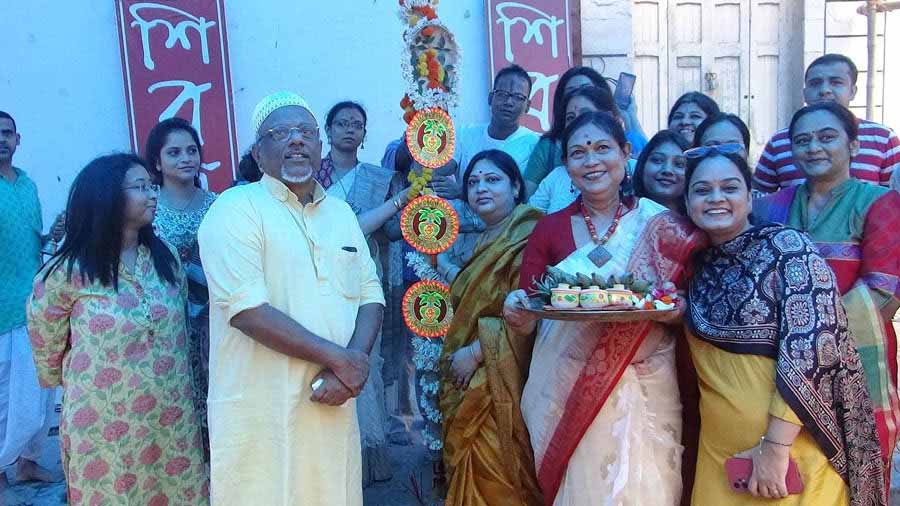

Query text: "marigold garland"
[398, 0, 460, 119]
[407, 166, 433, 199]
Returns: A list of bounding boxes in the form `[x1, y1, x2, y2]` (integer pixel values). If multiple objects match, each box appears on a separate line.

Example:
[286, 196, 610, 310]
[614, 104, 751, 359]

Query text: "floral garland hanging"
[398, 0, 461, 119]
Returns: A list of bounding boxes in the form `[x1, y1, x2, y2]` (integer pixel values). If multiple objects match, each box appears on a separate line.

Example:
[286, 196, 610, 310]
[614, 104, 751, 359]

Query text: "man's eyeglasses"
[491, 90, 529, 104]
[683, 142, 745, 159]
[334, 120, 365, 131]
[122, 183, 160, 195]
[261, 125, 319, 143]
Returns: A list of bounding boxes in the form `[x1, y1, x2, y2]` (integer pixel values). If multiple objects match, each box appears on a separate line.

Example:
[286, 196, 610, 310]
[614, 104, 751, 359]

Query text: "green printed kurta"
[26, 247, 209, 505]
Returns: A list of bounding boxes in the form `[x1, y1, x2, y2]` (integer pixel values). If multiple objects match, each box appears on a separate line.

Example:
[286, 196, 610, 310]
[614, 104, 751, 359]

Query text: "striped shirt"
[753, 119, 900, 192]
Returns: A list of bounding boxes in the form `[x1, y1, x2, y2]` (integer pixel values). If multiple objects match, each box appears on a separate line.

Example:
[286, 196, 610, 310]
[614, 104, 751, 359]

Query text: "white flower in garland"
[399, 18, 461, 113]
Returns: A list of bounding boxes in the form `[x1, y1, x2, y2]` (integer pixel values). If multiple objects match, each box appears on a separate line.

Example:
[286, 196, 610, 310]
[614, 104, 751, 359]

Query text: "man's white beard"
[282, 165, 312, 184]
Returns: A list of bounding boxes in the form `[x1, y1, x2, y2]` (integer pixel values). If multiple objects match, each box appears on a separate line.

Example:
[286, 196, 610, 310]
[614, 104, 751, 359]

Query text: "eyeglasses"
[683, 142, 745, 159]
[334, 120, 365, 131]
[122, 183, 160, 194]
[261, 124, 319, 143]
[491, 90, 529, 104]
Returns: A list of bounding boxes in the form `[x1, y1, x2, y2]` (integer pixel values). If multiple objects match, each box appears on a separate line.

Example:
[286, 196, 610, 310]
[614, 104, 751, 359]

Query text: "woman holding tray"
[683, 148, 884, 505]
[503, 111, 706, 505]
[439, 149, 544, 506]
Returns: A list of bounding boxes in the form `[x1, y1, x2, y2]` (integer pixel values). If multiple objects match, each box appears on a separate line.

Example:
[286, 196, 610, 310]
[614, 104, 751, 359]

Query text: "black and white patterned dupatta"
[686, 224, 886, 506]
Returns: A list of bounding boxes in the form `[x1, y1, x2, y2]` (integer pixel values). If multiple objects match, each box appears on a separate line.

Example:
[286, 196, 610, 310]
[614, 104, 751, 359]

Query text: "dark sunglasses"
[683, 142, 744, 159]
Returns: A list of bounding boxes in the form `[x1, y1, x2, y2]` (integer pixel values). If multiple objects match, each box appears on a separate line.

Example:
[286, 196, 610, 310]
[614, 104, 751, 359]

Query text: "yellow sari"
[439, 205, 544, 506]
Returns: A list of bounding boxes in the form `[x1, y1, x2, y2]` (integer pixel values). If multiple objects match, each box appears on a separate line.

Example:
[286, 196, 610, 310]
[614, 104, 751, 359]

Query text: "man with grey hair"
[198, 92, 384, 506]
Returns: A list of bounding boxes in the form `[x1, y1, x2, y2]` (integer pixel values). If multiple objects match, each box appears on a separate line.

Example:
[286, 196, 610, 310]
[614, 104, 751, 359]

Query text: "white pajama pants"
[0, 325, 55, 467]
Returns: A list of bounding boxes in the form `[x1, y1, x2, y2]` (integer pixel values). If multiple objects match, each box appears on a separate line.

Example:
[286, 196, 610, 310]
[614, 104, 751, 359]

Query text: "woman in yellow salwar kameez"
[683, 149, 885, 506]
[439, 150, 544, 506]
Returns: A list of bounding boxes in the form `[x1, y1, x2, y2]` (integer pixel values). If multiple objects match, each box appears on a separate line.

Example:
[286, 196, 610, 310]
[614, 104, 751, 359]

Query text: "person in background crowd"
[439, 149, 543, 506]
[631, 127, 699, 505]
[318, 100, 409, 485]
[754, 53, 900, 192]
[692, 112, 751, 159]
[453, 65, 539, 188]
[199, 92, 383, 506]
[561, 66, 649, 153]
[236, 149, 263, 184]
[667, 92, 721, 145]
[525, 65, 648, 195]
[27, 153, 209, 505]
[632, 129, 690, 213]
[505, 112, 706, 505]
[144, 117, 217, 459]
[892, 164, 900, 192]
[753, 102, 900, 491]
[683, 148, 885, 505]
[528, 86, 637, 213]
[0, 110, 64, 498]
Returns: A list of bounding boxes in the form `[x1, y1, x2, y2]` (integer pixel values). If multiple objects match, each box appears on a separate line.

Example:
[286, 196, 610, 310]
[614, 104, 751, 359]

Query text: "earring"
[570, 182, 576, 194]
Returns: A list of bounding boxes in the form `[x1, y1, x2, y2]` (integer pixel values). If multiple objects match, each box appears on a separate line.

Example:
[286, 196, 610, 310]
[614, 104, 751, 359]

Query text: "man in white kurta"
[199, 92, 384, 506]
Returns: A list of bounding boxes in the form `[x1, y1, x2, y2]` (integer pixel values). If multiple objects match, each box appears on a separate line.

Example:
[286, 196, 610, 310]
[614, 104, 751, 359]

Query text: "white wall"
[580, 0, 634, 79]
[0, 1, 492, 226]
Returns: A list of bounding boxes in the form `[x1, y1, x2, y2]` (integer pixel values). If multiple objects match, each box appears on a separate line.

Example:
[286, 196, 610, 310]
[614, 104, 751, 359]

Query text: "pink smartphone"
[724, 457, 804, 495]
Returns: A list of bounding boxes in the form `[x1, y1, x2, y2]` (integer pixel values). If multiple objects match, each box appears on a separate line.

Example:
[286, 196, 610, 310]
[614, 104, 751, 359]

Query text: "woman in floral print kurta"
[26, 153, 208, 505]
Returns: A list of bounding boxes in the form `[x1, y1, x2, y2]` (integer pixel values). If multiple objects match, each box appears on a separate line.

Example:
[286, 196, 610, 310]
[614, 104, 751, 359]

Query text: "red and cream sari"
[518, 198, 706, 505]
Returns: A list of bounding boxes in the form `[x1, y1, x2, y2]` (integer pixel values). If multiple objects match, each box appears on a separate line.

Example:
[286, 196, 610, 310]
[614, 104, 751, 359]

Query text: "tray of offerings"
[526, 301, 675, 322]
[526, 268, 678, 322]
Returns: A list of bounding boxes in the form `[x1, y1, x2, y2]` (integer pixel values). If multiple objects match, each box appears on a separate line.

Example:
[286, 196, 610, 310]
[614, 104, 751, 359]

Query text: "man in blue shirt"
[0, 110, 63, 494]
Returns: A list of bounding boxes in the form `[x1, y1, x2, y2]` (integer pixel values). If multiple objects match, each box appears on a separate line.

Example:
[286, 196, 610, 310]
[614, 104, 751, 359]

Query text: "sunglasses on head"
[683, 142, 745, 159]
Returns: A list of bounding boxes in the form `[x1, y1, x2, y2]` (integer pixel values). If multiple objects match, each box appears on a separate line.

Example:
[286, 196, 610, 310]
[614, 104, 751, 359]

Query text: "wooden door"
[667, 0, 750, 118]
[747, 0, 804, 157]
[633, 0, 670, 131]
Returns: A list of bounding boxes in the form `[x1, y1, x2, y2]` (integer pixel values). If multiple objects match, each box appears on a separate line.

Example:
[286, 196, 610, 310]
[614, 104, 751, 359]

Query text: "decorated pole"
[397, 0, 461, 341]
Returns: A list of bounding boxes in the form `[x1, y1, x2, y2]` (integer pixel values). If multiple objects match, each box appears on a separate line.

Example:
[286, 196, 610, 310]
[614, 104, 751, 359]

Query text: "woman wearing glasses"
[504, 112, 706, 505]
[754, 102, 900, 492]
[317, 100, 408, 485]
[683, 147, 885, 505]
[27, 153, 209, 505]
[144, 118, 217, 458]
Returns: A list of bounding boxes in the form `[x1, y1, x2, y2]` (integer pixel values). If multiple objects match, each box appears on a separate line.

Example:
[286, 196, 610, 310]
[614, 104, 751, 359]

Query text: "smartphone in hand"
[614, 72, 637, 110]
